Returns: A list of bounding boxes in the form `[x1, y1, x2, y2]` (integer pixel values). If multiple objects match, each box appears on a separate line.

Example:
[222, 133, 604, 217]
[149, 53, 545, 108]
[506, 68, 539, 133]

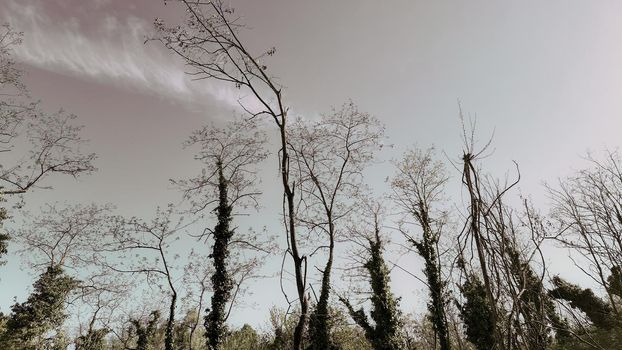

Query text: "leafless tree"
[181, 249, 213, 350]
[548, 150, 622, 315]
[0, 24, 28, 145]
[0, 110, 97, 196]
[97, 205, 187, 350]
[155, 1, 309, 347]
[180, 242, 272, 350]
[0, 25, 95, 197]
[12, 203, 113, 270]
[173, 118, 268, 215]
[455, 115, 560, 350]
[287, 101, 384, 348]
[0, 24, 95, 267]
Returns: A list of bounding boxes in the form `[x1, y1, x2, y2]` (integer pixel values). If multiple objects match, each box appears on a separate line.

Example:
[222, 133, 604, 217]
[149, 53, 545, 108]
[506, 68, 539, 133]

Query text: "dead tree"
[456, 117, 559, 350]
[155, 2, 308, 347]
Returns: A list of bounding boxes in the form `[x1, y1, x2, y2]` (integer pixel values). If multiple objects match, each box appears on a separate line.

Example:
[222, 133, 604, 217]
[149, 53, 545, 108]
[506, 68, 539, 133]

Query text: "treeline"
[0, 1, 621, 350]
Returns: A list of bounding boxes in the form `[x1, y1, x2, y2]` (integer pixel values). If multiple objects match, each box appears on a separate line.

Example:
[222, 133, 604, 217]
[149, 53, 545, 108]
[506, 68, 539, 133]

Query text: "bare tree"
[181, 250, 214, 350]
[0, 23, 95, 266]
[155, 2, 309, 347]
[287, 101, 384, 349]
[98, 205, 187, 350]
[548, 150, 622, 315]
[12, 203, 113, 270]
[545, 150, 622, 348]
[0, 110, 96, 196]
[454, 116, 561, 350]
[174, 118, 267, 215]
[0, 24, 95, 196]
[73, 272, 131, 350]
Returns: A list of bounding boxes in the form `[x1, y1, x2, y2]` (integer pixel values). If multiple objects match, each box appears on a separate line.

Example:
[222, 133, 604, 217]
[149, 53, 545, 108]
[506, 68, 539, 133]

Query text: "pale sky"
[2, 0, 622, 329]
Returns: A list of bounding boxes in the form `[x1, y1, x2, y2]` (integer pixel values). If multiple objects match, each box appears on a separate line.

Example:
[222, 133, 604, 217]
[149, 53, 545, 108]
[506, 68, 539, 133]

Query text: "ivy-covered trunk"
[75, 329, 108, 350]
[341, 223, 403, 350]
[412, 207, 451, 350]
[308, 220, 337, 350]
[204, 162, 234, 350]
[132, 311, 160, 350]
[165, 291, 177, 350]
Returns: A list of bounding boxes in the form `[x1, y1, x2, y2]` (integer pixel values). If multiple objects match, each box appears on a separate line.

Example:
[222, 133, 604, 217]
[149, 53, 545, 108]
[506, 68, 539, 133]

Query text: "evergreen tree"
[457, 274, 495, 350]
[75, 328, 109, 350]
[131, 311, 161, 350]
[549, 276, 617, 330]
[609, 266, 622, 298]
[506, 247, 562, 349]
[0, 265, 78, 350]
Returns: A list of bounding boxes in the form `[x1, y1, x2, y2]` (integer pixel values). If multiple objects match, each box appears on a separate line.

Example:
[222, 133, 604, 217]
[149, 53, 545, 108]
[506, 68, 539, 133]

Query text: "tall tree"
[155, 2, 309, 347]
[174, 118, 269, 349]
[391, 147, 452, 350]
[340, 202, 404, 350]
[288, 101, 384, 349]
[99, 206, 185, 350]
[456, 119, 560, 350]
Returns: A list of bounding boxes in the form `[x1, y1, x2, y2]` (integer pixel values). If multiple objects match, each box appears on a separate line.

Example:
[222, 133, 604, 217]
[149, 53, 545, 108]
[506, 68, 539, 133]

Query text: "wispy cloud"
[0, 0, 242, 109]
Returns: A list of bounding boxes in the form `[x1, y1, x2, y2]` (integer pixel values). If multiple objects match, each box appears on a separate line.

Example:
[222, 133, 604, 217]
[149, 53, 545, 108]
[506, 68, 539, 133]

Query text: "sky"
[2, 0, 622, 330]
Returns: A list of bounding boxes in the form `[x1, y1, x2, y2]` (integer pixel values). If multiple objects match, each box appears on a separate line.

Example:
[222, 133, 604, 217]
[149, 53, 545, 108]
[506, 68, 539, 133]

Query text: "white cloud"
[0, 0, 244, 110]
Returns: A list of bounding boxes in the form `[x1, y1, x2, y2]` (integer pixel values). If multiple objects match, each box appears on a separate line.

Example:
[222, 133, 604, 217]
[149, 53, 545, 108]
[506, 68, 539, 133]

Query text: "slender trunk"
[160, 237, 177, 350]
[279, 113, 308, 350]
[189, 282, 206, 350]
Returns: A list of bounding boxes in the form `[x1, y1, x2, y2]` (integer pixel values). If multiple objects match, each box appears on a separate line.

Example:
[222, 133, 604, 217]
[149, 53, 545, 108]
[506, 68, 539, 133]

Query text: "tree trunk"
[166, 291, 177, 350]
[279, 113, 308, 350]
[205, 162, 234, 350]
